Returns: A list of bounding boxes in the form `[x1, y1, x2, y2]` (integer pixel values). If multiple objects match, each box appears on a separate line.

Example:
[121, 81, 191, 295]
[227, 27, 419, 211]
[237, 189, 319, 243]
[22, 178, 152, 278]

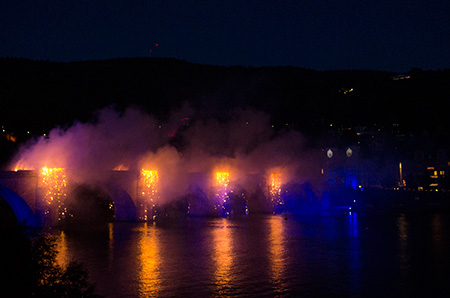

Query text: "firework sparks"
[269, 173, 282, 208]
[40, 167, 67, 206]
[139, 169, 159, 221]
[216, 172, 230, 188]
[39, 167, 67, 222]
[215, 172, 230, 213]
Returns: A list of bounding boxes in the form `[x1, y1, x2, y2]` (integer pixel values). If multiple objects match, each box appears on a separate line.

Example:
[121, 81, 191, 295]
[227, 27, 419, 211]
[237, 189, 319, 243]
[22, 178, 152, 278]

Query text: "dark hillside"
[1, 57, 449, 136]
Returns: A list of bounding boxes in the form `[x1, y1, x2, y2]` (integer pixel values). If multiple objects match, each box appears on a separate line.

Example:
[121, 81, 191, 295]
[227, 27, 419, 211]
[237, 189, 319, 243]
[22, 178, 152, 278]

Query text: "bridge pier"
[1, 169, 275, 227]
[0, 170, 141, 227]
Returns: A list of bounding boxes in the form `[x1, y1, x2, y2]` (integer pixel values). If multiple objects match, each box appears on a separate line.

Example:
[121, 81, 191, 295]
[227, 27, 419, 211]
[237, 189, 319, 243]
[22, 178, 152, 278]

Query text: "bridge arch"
[0, 186, 37, 227]
[65, 183, 136, 223]
[99, 183, 137, 221]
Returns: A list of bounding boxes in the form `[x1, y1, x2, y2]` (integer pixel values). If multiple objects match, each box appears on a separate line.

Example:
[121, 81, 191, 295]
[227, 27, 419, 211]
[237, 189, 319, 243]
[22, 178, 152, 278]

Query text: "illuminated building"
[391, 74, 410, 80]
[426, 166, 446, 190]
[398, 162, 406, 187]
[339, 87, 354, 94]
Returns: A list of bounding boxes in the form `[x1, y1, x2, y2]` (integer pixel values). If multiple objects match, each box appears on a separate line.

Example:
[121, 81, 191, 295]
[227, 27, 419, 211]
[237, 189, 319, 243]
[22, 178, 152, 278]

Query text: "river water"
[54, 212, 450, 297]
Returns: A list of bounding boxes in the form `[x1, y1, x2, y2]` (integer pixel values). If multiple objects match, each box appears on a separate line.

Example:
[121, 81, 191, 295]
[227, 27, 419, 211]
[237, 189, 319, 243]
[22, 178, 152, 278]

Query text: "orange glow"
[39, 167, 67, 221]
[4, 132, 17, 142]
[138, 223, 161, 296]
[215, 172, 230, 188]
[39, 167, 67, 206]
[55, 231, 69, 267]
[14, 167, 34, 172]
[269, 216, 287, 292]
[139, 169, 159, 221]
[212, 219, 233, 295]
[141, 170, 159, 191]
[13, 162, 34, 171]
[269, 173, 282, 199]
[269, 173, 282, 207]
[215, 172, 230, 209]
[113, 164, 129, 171]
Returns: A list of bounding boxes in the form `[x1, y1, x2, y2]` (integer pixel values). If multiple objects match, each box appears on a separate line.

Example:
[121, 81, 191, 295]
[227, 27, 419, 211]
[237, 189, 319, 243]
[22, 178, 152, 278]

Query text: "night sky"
[1, 0, 450, 72]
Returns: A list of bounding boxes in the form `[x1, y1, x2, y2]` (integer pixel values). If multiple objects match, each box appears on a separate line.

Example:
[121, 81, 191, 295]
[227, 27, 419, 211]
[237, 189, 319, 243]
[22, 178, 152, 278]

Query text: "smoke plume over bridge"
[1, 105, 324, 226]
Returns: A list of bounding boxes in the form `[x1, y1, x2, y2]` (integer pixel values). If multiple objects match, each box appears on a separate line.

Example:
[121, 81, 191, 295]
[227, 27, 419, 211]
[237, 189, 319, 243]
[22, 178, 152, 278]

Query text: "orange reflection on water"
[56, 231, 69, 267]
[212, 219, 233, 295]
[138, 223, 161, 297]
[397, 213, 409, 270]
[268, 216, 286, 291]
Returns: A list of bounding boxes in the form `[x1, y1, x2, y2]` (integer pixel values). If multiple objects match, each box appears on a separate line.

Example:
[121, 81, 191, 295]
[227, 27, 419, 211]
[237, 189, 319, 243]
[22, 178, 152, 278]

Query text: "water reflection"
[348, 212, 359, 238]
[432, 213, 443, 251]
[56, 230, 68, 266]
[347, 212, 361, 295]
[397, 213, 409, 271]
[431, 213, 447, 274]
[268, 216, 286, 293]
[49, 214, 450, 297]
[212, 219, 233, 295]
[108, 222, 114, 268]
[138, 223, 161, 297]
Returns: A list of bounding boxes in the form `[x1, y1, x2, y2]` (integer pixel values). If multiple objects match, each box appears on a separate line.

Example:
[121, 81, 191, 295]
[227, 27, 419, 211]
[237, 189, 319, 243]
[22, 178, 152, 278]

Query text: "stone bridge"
[0, 170, 144, 227]
[0, 169, 287, 228]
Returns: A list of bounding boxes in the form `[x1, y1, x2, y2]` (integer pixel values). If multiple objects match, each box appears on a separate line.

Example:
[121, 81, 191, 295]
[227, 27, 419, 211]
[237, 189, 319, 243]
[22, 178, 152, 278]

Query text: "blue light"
[353, 200, 356, 203]
[345, 171, 359, 190]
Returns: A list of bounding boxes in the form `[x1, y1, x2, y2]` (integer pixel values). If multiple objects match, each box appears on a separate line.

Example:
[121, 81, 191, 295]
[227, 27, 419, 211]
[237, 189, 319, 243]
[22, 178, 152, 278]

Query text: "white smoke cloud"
[11, 104, 316, 205]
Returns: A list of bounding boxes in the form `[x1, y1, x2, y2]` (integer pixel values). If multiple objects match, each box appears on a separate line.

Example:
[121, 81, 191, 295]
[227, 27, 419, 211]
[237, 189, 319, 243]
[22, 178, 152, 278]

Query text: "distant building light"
[340, 87, 354, 94]
[391, 75, 410, 80]
[327, 149, 333, 159]
[346, 148, 353, 157]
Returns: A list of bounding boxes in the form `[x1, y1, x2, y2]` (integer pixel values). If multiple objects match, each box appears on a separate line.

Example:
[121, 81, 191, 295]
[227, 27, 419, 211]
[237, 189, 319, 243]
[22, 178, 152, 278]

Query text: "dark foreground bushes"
[1, 230, 103, 297]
